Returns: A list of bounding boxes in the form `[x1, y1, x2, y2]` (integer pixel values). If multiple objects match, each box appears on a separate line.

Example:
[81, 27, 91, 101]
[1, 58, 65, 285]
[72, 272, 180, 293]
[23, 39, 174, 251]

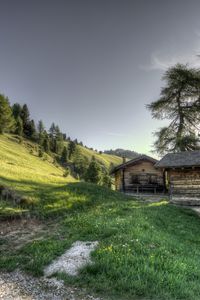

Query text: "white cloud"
[140, 51, 200, 71]
[140, 33, 200, 71]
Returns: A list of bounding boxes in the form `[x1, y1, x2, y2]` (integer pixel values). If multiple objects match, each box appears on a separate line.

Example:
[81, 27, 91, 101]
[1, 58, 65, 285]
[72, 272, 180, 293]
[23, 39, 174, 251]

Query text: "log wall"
[115, 170, 123, 191]
[114, 160, 164, 191]
[169, 168, 200, 205]
[124, 161, 163, 187]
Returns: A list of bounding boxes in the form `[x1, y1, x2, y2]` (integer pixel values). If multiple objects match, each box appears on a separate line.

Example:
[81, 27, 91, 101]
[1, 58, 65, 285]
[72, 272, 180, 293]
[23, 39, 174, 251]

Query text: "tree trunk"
[176, 91, 185, 151]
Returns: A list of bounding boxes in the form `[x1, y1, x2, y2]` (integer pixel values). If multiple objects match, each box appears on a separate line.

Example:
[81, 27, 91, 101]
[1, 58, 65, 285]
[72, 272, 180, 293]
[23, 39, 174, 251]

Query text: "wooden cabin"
[155, 151, 200, 205]
[111, 155, 164, 193]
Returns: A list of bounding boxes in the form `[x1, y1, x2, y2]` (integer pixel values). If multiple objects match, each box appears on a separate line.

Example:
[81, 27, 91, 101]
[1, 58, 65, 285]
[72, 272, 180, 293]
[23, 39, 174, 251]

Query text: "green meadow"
[1, 135, 200, 300]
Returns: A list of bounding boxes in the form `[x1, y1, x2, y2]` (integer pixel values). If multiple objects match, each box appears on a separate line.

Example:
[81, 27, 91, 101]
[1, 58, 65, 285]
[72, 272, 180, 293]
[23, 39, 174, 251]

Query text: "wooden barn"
[111, 155, 164, 193]
[155, 151, 200, 205]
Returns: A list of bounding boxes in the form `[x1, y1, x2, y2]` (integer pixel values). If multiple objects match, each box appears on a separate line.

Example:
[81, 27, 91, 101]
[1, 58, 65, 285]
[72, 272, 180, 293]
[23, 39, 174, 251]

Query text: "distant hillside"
[104, 148, 140, 160]
[78, 146, 122, 168]
[62, 141, 122, 173]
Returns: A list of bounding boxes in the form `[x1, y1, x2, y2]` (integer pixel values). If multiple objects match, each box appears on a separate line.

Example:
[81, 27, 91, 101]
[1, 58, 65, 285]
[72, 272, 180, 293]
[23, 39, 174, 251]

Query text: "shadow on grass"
[0, 176, 137, 219]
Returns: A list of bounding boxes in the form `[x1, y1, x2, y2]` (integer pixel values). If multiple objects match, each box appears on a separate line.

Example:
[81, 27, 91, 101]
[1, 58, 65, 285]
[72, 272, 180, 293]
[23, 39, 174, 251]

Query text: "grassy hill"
[1, 134, 200, 299]
[0, 134, 76, 218]
[0, 135, 120, 219]
[64, 141, 122, 168]
[77, 145, 122, 168]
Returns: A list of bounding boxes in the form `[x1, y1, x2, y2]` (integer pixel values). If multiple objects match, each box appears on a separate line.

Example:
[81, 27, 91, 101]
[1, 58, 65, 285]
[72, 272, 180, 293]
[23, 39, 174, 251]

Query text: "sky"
[1, 0, 200, 154]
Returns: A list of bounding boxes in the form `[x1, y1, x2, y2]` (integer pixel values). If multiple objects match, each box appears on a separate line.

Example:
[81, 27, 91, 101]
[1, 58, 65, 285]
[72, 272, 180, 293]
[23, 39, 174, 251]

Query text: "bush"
[38, 149, 44, 157]
[63, 167, 70, 177]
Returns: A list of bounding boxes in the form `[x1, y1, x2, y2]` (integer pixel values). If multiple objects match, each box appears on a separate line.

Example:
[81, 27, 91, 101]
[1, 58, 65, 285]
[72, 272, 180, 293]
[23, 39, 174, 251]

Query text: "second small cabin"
[156, 151, 200, 205]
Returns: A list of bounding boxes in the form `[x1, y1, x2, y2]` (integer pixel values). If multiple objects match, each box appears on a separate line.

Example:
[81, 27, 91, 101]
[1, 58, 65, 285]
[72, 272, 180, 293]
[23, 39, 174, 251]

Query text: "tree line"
[0, 94, 112, 187]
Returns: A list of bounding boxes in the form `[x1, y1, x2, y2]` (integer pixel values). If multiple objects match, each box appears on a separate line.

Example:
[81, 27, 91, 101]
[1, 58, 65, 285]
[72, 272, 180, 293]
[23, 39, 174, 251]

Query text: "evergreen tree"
[20, 104, 30, 136]
[43, 132, 50, 153]
[102, 172, 112, 188]
[25, 119, 37, 140]
[84, 156, 102, 184]
[49, 122, 56, 138]
[73, 154, 89, 178]
[20, 104, 36, 139]
[68, 140, 76, 159]
[61, 146, 68, 164]
[49, 122, 57, 152]
[0, 94, 15, 134]
[12, 103, 23, 135]
[37, 120, 45, 145]
[54, 125, 64, 154]
[12, 103, 22, 119]
[147, 64, 200, 155]
[38, 120, 45, 135]
[15, 116, 23, 136]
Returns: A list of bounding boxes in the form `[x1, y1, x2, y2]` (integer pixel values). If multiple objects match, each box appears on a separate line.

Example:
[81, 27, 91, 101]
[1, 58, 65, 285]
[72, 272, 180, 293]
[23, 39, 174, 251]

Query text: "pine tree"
[84, 156, 102, 184]
[38, 120, 45, 135]
[147, 64, 200, 155]
[0, 94, 15, 134]
[55, 125, 63, 147]
[61, 146, 68, 164]
[15, 116, 23, 136]
[68, 140, 76, 159]
[12, 103, 22, 119]
[49, 123, 57, 152]
[25, 119, 37, 140]
[37, 120, 45, 145]
[42, 132, 50, 153]
[102, 172, 112, 188]
[49, 122, 56, 138]
[20, 104, 30, 131]
[12, 103, 23, 135]
[20, 104, 33, 138]
[73, 154, 89, 178]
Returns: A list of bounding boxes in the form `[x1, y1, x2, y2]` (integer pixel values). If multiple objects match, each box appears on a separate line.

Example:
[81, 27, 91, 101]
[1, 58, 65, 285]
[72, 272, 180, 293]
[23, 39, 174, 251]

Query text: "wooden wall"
[168, 168, 200, 205]
[124, 161, 163, 187]
[115, 169, 123, 191]
[114, 160, 163, 191]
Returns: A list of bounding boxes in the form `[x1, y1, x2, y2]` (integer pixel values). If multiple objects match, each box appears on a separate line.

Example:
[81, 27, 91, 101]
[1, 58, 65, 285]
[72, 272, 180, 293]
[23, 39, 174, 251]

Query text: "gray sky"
[1, 0, 200, 154]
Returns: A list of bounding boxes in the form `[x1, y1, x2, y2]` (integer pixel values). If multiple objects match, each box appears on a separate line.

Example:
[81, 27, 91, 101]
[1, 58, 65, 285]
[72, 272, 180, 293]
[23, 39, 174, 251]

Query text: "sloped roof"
[110, 155, 158, 174]
[155, 151, 200, 168]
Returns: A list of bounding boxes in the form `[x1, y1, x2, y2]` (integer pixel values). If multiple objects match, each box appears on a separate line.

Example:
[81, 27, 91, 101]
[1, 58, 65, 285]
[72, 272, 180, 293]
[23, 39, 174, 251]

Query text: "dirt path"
[0, 218, 49, 252]
[0, 270, 102, 300]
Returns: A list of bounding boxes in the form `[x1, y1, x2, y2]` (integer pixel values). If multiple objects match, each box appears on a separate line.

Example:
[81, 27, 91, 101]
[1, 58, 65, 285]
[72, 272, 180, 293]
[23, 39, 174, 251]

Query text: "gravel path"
[0, 270, 102, 300]
[44, 241, 99, 277]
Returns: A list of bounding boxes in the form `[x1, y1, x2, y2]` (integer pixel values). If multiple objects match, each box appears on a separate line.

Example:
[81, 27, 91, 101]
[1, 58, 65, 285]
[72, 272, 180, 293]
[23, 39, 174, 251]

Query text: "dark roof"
[155, 151, 200, 168]
[110, 155, 158, 174]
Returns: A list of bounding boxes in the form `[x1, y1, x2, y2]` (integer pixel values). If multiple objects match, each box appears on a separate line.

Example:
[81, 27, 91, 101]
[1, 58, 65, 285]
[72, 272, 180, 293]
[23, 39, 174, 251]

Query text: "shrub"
[63, 167, 70, 177]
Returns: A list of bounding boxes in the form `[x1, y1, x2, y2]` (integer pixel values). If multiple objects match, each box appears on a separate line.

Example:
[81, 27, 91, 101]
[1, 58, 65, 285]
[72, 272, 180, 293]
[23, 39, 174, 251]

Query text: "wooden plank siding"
[168, 168, 200, 205]
[124, 161, 163, 186]
[115, 169, 123, 191]
[114, 160, 164, 193]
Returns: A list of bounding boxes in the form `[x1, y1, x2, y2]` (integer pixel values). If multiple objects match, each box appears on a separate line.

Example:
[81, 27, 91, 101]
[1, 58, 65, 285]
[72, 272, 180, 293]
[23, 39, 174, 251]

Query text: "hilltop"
[104, 148, 140, 160]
